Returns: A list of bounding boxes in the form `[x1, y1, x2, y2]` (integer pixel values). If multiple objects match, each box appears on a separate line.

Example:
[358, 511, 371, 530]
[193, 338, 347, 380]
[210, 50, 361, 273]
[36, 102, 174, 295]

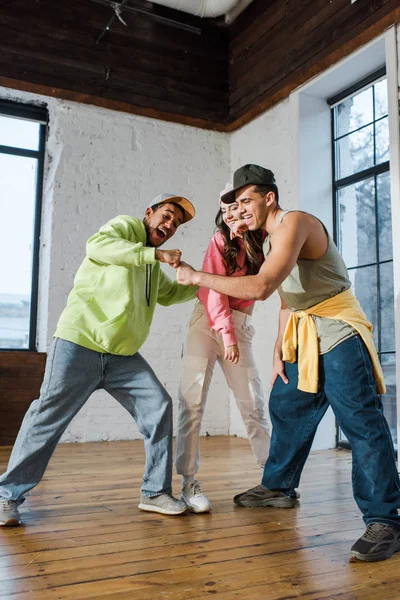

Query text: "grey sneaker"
[0, 500, 21, 527]
[233, 484, 299, 508]
[138, 493, 187, 515]
[181, 480, 212, 513]
[350, 523, 400, 562]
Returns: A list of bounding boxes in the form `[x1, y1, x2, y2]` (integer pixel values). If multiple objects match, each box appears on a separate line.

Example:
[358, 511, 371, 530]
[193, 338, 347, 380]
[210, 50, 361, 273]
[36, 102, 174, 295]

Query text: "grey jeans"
[0, 338, 173, 501]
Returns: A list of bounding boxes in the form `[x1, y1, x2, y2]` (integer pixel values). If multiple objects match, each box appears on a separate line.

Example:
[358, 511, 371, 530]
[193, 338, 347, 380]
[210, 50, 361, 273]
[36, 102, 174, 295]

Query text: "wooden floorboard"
[0, 437, 399, 599]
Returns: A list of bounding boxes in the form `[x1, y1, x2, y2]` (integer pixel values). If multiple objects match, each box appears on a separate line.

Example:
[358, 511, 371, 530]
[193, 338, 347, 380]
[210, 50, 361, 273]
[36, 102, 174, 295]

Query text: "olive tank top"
[263, 210, 357, 354]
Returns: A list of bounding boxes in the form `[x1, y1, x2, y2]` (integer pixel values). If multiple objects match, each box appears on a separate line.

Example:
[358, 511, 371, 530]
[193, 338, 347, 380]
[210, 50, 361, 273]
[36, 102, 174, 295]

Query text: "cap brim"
[158, 196, 195, 224]
[220, 188, 237, 204]
[220, 181, 261, 204]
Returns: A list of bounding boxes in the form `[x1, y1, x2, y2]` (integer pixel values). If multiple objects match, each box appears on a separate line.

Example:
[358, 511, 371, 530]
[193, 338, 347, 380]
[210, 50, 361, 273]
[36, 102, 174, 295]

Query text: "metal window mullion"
[331, 107, 339, 246]
[28, 123, 45, 351]
[373, 91, 381, 356]
[347, 259, 393, 271]
[0, 144, 40, 159]
[373, 84, 377, 166]
[374, 173, 382, 355]
[334, 160, 390, 190]
[333, 114, 388, 143]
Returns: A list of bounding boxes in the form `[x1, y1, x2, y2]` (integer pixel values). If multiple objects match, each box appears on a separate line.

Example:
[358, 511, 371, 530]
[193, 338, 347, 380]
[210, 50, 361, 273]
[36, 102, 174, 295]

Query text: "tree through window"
[330, 70, 397, 448]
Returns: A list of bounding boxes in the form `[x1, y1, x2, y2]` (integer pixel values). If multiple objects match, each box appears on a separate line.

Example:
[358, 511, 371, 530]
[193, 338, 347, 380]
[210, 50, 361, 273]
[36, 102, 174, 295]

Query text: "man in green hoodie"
[0, 194, 197, 526]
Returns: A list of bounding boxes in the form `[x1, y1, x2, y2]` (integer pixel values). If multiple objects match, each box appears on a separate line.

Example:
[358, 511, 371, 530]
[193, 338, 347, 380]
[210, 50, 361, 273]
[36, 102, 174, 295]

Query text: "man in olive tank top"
[176, 164, 400, 563]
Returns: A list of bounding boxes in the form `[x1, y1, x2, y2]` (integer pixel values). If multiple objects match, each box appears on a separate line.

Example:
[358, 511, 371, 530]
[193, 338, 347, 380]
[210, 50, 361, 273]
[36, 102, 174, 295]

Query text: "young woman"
[175, 184, 271, 513]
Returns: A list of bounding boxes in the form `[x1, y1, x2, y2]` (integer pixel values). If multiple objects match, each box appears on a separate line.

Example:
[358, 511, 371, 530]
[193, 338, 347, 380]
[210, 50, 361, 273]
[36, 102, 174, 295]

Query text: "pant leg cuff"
[141, 487, 172, 498]
[364, 518, 400, 531]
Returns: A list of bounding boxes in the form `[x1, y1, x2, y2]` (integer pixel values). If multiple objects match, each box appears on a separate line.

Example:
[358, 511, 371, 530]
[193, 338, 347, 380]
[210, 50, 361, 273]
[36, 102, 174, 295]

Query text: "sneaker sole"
[350, 542, 400, 563]
[183, 502, 212, 514]
[234, 497, 298, 508]
[0, 518, 20, 527]
[138, 503, 187, 516]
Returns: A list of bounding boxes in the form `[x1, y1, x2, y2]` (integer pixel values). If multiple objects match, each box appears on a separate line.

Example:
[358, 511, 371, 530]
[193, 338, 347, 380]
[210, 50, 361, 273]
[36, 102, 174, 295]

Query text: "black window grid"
[328, 69, 396, 448]
[0, 100, 48, 351]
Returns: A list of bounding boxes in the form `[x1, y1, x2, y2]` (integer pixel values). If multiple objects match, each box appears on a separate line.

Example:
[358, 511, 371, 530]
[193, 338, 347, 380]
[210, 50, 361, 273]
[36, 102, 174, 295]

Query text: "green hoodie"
[55, 215, 197, 355]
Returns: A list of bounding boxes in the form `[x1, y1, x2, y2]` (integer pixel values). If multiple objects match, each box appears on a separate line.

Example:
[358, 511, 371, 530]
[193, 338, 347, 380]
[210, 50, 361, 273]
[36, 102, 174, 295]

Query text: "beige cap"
[149, 193, 195, 224]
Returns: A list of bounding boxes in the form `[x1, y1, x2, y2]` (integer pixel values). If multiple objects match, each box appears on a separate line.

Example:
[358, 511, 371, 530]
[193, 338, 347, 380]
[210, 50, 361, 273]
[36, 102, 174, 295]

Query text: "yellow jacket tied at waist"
[281, 289, 386, 394]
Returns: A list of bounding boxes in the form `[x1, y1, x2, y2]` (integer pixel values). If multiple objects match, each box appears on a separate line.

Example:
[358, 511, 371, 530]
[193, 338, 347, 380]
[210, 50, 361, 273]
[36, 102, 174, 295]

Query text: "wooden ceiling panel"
[0, 0, 228, 127]
[0, 0, 399, 130]
[228, 0, 400, 128]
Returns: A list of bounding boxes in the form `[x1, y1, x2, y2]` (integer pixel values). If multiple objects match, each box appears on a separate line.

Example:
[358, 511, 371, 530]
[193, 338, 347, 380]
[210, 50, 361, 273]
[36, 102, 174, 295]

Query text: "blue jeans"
[0, 338, 173, 501]
[263, 335, 400, 528]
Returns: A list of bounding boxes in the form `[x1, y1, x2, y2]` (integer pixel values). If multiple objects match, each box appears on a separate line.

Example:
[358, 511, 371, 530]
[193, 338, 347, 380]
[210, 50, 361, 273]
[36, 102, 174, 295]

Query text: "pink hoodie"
[197, 231, 262, 347]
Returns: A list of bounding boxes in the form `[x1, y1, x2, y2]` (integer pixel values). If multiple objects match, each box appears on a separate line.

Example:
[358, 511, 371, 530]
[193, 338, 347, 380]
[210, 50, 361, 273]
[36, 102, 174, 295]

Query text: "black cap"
[220, 164, 276, 204]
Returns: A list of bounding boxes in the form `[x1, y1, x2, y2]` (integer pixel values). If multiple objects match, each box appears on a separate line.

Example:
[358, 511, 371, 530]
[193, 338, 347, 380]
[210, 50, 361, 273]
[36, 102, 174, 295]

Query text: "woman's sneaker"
[138, 493, 187, 515]
[181, 480, 212, 513]
[350, 523, 400, 562]
[0, 500, 21, 527]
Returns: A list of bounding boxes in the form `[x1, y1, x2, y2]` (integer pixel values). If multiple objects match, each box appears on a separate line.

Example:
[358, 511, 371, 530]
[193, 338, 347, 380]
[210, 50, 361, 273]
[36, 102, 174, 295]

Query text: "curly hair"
[215, 210, 264, 276]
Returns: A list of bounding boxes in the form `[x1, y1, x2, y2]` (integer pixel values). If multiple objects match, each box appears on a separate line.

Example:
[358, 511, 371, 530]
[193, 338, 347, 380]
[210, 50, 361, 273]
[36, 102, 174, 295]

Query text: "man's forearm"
[195, 271, 273, 301]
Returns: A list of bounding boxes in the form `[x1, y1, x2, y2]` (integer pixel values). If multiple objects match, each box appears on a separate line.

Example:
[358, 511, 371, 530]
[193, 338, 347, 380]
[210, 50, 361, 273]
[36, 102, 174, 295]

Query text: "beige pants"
[175, 302, 270, 477]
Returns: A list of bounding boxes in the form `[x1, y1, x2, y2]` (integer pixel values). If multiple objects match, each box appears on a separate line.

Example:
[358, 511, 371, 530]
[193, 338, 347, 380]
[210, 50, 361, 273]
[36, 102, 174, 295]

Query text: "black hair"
[253, 184, 279, 205]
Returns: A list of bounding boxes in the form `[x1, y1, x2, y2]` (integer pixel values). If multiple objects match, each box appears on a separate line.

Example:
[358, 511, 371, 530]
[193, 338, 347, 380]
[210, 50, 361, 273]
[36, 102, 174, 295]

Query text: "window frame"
[0, 99, 48, 352]
[328, 69, 396, 449]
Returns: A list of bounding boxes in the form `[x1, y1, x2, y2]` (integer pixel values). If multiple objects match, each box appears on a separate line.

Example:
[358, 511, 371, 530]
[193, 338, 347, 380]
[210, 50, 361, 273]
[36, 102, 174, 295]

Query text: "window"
[330, 69, 397, 448]
[0, 100, 47, 350]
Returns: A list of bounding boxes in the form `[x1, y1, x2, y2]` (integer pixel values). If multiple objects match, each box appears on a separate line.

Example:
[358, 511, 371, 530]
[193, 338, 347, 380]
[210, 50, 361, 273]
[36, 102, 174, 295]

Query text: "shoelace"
[0, 500, 18, 512]
[188, 481, 203, 497]
[362, 523, 391, 542]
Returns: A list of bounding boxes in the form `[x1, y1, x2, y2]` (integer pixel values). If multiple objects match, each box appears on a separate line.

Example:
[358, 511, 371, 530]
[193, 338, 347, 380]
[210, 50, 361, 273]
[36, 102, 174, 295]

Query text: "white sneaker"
[138, 493, 187, 515]
[0, 500, 21, 527]
[181, 480, 212, 513]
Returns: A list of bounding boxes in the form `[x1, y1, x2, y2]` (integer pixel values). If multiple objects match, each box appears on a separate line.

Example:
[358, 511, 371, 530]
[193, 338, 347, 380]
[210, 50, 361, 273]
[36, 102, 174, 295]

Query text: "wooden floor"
[0, 437, 399, 600]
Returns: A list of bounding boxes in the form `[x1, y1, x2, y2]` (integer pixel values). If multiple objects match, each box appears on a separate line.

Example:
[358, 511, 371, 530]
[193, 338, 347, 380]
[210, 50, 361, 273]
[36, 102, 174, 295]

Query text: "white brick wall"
[0, 87, 231, 443]
[229, 99, 299, 440]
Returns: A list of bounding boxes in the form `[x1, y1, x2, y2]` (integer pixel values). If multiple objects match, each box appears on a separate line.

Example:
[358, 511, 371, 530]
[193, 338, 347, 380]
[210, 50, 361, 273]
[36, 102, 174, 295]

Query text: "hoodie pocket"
[94, 309, 133, 354]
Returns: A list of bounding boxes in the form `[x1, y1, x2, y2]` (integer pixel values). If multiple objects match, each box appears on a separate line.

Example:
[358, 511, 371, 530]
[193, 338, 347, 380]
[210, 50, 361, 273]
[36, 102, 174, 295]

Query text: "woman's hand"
[270, 349, 289, 386]
[224, 344, 240, 364]
[230, 219, 249, 239]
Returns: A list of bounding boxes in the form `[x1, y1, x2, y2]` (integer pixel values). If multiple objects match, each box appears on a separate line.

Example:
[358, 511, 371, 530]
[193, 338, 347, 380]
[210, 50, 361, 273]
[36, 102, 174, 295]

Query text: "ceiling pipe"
[150, 0, 245, 19]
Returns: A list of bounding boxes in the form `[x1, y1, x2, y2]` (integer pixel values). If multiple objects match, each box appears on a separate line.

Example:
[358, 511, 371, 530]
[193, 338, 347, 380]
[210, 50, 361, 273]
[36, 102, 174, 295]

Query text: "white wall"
[0, 86, 231, 442]
[229, 99, 299, 439]
[228, 96, 336, 450]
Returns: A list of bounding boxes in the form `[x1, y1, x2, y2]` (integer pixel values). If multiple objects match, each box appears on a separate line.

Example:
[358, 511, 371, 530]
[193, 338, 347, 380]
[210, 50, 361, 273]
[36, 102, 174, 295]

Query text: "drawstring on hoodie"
[145, 264, 152, 307]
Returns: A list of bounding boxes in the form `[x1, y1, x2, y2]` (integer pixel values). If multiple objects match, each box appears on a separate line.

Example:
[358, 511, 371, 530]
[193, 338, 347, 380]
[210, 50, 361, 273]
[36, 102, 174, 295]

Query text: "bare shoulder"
[282, 210, 320, 229]
[271, 211, 313, 241]
[281, 211, 328, 259]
